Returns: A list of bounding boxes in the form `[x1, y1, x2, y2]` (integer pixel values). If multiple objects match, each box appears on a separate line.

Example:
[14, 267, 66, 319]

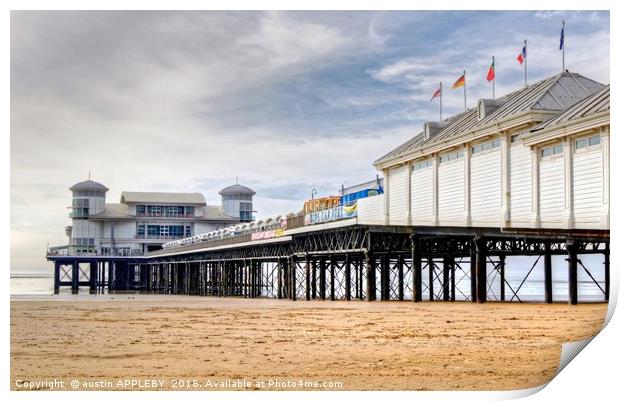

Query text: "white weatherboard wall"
[72, 220, 102, 245]
[539, 154, 565, 226]
[357, 195, 385, 225]
[411, 166, 433, 224]
[510, 142, 533, 225]
[102, 221, 135, 240]
[438, 159, 465, 225]
[470, 149, 502, 224]
[388, 165, 408, 225]
[573, 145, 603, 227]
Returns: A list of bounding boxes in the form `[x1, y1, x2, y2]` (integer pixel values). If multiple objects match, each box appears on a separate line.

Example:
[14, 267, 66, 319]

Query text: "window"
[510, 134, 519, 143]
[147, 205, 161, 216]
[541, 143, 564, 157]
[472, 139, 501, 154]
[73, 238, 94, 247]
[439, 150, 464, 164]
[160, 225, 169, 236]
[137, 224, 145, 236]
[576, 134, 601, 150]
[589, 135, 601, 146]
[137, 205, 146, 215]
[412, 159, 432, 171]
[185, 225, 192, 237]
[147, 225, 159, 236]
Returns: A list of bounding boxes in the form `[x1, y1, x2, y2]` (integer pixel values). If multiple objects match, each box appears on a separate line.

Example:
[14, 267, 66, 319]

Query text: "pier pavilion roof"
[532, 84, 610, 131]
[219, 184, 256, 196]
[374, 72, 604, 169]
[120, 191, 207, 205]
[69, 180, 108, 192]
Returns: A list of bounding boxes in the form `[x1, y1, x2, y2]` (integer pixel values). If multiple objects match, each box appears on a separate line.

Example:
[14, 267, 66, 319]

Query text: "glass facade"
[136, 205, 194, 218]
[73, 190, 105, 197]
[239, 202, 253, 222]
[222, 194, 253, 201]
[72, 238, 95, 246]
[138, 224, 191, 238]
[71, 198, 89, 218]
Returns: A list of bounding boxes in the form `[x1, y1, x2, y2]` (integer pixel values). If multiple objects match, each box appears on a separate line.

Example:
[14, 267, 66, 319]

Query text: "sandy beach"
[10, 296, 607, 391]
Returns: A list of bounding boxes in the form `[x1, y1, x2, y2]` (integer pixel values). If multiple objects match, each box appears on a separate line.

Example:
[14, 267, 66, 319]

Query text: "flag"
[560, 26, 564, 49]
[486, 59, 495, 82]
[430, 87, 441, 101]
[517, 46, 526, 64]
[452, 74, 465, 89]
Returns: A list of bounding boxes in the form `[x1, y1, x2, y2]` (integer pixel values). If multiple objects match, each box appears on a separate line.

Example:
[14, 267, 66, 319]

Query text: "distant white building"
[64, 181, 254, 255]
[219, 184, 256, 223]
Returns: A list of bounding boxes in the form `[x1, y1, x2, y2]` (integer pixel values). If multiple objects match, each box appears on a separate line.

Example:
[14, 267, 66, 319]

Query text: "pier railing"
[147, 233, 253, 256]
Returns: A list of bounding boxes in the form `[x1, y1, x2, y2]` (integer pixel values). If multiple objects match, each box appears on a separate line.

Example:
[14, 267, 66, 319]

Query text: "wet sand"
[10, 296, 607, 390]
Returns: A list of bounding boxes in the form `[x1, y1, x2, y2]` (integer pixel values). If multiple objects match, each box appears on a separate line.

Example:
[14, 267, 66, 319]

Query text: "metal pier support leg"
[365, 253, 376, 301]
[126, 263, 132, 291]
[604, 242, 610, 302]
[53, 261, 60, 294]
[412, 236, 422, 303]
[345, 254, 352, 301]
[381, 254, 389, 301]
[290, 256, 297, 301]
[319, 258, 326, 300]
[329, 255, 336, 301]
[567, 240, 579, 305]
[428, 258, 434, 302]
[443, 256, 451, 302]
[450, 257, 456, 302]
[249, 260, 254, 298]
[71, 261, 79, 294]
[89, 262, 97, 294]
[305, 255, 311, 301]
[146, 265, 152, 292]
[474, 236, 487, 303]
[354, 260, 361, 300]
[397, 255, 404, 301]
[284, 258, 290, 299]
[469, 238, 477, 303]
[499, 255, 506, 302]
[544, 242, 553, 304]
[277, 258, 284, 299]
[311, 259, 317, 299]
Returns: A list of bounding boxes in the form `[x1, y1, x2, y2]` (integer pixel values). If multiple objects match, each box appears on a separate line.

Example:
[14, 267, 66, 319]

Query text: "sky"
[10, 10, 610, 273]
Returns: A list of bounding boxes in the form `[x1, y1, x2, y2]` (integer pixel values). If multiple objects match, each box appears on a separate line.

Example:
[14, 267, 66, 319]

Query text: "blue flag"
[560, 27, 564, 50]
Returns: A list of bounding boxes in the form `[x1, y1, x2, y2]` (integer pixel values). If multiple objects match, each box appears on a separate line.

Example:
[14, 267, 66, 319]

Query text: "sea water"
[11, 254, 607, 302]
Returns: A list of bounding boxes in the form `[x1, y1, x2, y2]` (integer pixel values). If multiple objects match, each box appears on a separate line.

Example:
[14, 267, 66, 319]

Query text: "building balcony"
[134, 234, 187, 240]
[135, 213, 194, 219]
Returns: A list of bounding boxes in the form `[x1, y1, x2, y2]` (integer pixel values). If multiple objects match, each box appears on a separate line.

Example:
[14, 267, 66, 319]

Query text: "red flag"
[517, 46, 526, 64]
[430, 87, 441, 101]
[486, 59, 495, 82]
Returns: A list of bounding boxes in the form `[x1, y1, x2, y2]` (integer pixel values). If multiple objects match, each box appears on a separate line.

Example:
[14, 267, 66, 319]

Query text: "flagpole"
[562, 20, 565, 72]
[439, 82, 443, 121]
[524, 39, 528, 87]
[492, 56, 495, 100]
[463, 70, 467, 111]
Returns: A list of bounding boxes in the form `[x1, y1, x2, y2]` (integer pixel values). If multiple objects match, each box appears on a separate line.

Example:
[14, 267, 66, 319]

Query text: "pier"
[47, 73, 610, 306]
[49, 223, 609, 305]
